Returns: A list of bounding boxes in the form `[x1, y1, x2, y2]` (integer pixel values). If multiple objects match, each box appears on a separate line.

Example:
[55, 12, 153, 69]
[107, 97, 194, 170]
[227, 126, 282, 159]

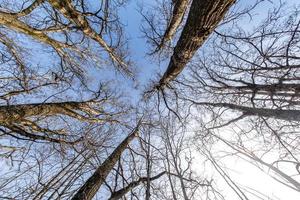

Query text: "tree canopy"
[0, 0, 299, 199]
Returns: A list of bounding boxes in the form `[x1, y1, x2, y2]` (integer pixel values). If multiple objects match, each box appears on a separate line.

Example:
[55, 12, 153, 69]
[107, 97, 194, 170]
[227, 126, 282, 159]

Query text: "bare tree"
[157, 0, 236, 88]
[71, 121, 141, 200]
[1, 0, 300, 199]
[0, 0, 132, 78]
[167, 3, 300, 197]
[154, 0, 190, 53]
[176, 3, 300, 121]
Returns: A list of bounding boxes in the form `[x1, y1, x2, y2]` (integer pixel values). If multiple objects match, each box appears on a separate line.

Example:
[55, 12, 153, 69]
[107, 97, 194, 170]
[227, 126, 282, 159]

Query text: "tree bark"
[13, 0, 45, 17]
[0, 101, 102, 124]
[71, 123, 141, 200]
[158, 0, 236, 88]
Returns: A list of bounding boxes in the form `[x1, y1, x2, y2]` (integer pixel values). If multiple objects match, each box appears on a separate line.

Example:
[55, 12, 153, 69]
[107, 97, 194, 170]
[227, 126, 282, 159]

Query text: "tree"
[1, 0, 300, 199]
[154, 0, 190, 53]
[142, 0, 236, 89]
[169, 2, 300, 196]
[72, 121, 141, 200]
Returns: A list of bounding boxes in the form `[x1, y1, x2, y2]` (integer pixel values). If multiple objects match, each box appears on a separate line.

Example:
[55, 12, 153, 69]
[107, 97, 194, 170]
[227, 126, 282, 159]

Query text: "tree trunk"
[158, 0, 236, 88]
[71, 124, 141, 200]
[0, 101, 101, 123]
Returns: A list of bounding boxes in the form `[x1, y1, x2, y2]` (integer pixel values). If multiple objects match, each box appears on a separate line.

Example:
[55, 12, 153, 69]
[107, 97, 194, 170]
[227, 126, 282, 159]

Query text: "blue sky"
[116, 1, 300, 199]
[1, 0, 300, 199]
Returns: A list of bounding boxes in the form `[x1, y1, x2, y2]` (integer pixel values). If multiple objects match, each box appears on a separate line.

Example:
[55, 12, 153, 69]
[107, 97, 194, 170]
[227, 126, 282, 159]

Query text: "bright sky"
[0, 0, 299, 199]
[118, 0, 300, 199]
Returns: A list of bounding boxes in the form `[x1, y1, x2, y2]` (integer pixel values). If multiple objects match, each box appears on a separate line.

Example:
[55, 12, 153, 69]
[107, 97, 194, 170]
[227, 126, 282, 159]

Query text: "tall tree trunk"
[158, 0, 236, 88]
[71, 124, 141, 200]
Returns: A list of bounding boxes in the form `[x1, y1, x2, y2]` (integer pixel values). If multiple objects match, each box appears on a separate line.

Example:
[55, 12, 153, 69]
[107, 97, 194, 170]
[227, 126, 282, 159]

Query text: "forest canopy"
[0, 0, 299, 199]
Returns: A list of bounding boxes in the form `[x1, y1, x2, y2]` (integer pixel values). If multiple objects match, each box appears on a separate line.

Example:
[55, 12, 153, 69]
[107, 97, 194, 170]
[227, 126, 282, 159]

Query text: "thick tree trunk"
[71, 124, 141, 200]
[158, 0, 236, 88]
[0, 101, 109, 143]
[0, 101, 102, 123]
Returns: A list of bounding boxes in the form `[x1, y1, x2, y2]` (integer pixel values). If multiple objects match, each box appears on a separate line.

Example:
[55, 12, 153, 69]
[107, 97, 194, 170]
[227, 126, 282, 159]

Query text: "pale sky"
[0, 0, 299, 199]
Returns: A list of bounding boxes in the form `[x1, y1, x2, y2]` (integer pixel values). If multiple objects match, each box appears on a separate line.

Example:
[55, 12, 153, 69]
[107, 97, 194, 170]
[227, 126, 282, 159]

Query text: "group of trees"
[0, 0, 299, 199]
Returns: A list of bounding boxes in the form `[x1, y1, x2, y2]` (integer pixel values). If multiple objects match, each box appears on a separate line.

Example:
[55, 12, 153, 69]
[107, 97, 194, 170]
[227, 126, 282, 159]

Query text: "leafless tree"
[165, 2, 300, 196]
[1, 0, 300, 199]
[142, 0, 236, 90]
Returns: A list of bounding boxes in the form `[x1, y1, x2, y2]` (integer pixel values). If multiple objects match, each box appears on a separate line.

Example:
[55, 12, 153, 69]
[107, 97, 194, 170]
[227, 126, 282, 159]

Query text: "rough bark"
[0, 100, 111, 143]
[158, 0, 236, 88]
[0, 101, 103, 124]
[71, 123, 141, 200]
[157, 0, 189, 51]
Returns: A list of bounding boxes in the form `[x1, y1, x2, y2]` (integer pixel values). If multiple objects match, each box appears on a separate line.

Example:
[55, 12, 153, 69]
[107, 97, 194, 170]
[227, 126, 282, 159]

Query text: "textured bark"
[158, 0, 189, 50]
[48, 0, 130, 74]
[71, 124, 141, 200]
[158, 0, 236, 88]
[0, 101, 102, 124]
[0, 101, 110, 143]
[108, 171, 166, 200]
